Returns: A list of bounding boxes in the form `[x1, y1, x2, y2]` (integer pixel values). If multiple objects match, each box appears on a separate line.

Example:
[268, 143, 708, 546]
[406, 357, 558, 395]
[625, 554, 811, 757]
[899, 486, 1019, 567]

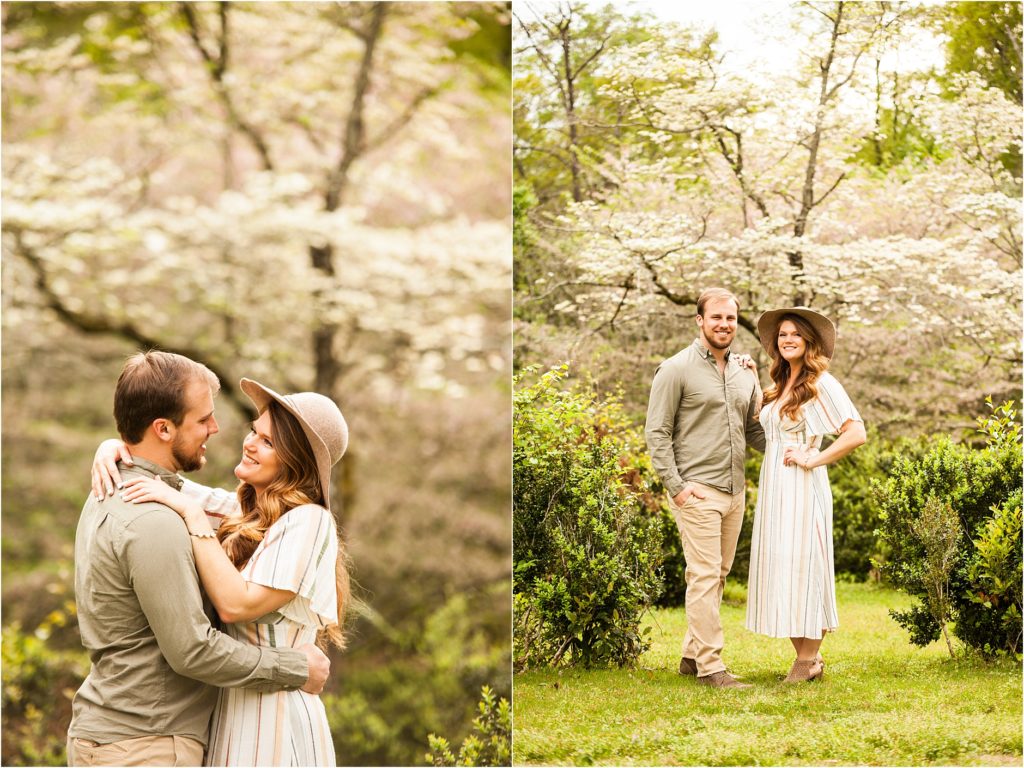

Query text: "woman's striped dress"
[745, 372, 862, 639]
[182, 483, 338, 766]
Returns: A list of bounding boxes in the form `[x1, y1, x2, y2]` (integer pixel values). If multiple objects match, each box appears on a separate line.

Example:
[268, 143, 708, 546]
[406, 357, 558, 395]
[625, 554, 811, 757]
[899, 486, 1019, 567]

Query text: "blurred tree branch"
[9, 229, 250, 414]
[180, 2, 275, 172]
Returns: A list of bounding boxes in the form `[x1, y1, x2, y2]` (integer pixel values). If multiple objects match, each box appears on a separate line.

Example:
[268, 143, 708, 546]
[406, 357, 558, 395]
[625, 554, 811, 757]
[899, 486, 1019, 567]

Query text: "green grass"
[513, 583, 1023, 766]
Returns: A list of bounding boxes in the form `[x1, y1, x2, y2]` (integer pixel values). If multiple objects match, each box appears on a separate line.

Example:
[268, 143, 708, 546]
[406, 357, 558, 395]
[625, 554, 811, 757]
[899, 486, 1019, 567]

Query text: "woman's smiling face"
[234, 409, 281, 492]
[776, 320, 807, 365]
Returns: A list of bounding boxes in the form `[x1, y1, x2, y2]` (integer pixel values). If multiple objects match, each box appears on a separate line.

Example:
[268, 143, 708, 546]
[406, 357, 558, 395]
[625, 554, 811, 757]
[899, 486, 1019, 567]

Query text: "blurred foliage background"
[1, 2, 511, 765]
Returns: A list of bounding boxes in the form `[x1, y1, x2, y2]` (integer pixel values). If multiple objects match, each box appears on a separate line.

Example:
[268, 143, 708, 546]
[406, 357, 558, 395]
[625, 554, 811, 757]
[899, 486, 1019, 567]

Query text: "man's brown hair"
[114, 351, 220, 443]
[696, 287, 740, 317]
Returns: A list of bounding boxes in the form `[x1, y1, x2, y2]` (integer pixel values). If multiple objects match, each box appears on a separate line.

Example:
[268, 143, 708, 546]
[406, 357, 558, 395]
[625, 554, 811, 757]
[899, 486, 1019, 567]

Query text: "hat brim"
[239, 378, 335, 511]
[756, 307, 837, 360]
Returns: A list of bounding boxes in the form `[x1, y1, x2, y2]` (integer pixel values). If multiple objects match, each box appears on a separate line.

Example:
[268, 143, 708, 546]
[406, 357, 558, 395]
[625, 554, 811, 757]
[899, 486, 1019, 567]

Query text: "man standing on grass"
[644, 287, 765, 689]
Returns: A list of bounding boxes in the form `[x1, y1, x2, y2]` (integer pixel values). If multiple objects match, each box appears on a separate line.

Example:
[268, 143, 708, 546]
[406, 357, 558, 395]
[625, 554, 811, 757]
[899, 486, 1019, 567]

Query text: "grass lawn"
[513, 583, 1022, 766]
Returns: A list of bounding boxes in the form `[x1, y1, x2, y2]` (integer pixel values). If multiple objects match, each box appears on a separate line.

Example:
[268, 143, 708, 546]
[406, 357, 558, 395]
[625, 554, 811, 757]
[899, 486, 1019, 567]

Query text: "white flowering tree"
[3, 2, 511, 411]
[2, 6, 512, 763]
[515, 1, 1021, 434]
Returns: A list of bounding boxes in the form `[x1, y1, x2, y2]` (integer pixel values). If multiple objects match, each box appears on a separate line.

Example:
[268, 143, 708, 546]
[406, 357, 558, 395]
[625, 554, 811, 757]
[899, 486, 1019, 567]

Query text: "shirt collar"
[693, 337, 732, 362]
[120, 455, 185, 491]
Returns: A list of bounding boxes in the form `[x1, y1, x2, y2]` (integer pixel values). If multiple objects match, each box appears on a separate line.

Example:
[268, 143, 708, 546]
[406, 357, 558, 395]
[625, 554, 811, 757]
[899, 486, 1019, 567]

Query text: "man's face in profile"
[171, 379, 219, 473]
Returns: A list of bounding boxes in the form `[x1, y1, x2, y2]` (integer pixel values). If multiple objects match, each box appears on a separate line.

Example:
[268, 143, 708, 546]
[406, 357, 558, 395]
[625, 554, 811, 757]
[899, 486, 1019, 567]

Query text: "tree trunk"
[790, 1, 845, 306]
[560, 20, 582, 203]
[310, 3, 386, 518]
[312, 1, 387, 407]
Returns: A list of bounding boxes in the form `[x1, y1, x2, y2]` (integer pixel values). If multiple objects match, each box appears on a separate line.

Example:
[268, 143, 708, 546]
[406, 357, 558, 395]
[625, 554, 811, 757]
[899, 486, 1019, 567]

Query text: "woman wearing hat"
[94, 379, 349, 765]
[746, 307, 866, 683]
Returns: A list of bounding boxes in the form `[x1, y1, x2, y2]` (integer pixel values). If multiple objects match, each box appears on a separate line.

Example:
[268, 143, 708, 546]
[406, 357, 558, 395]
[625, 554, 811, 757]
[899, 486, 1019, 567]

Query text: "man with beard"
[68, 351, 330, 766]
[645, 287, 766, 689]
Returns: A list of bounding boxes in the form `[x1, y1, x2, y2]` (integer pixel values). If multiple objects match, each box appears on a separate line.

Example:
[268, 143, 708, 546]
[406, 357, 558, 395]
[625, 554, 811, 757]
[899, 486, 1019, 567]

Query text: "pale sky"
[520, 1, 947, 80]
[631, 0, 798, 75]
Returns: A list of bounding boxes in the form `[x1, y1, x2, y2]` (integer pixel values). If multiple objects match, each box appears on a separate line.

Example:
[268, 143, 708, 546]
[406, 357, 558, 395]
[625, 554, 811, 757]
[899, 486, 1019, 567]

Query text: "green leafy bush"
[514, 365, 663, 668]
[828, 432, 925, 580]
[618, 445, 689, 609]
[910, 495, 962, 656]
[426, 686, 510, 766]
[2, 609, 88, 767]
[875, 399, 1022, 654]
[326, 587, 511, 767]
[652, 506, 687, 608]
[965, 487, 1022, 654]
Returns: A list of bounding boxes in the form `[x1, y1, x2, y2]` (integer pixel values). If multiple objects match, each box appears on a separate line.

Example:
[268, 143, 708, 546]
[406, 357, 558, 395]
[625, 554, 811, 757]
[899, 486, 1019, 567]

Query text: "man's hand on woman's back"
[299, 643, 331, 694]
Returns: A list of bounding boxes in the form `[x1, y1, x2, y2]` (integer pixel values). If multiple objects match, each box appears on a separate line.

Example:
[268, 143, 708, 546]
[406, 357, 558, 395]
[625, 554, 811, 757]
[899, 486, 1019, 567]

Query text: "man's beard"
[702, 329, 733, 350]
[172, 437, 206, 473]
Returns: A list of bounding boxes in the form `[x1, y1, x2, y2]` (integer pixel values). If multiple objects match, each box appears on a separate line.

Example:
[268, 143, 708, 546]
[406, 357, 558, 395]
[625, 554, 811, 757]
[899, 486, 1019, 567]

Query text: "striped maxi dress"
[745, 372, 862, 639]
[182, 482, 339, 766]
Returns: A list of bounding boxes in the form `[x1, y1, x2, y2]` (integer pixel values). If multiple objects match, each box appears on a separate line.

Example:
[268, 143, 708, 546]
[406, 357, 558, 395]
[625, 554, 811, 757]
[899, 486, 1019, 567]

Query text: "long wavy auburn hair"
[216, 400, 351, 650]
[761, 314, 831, 421]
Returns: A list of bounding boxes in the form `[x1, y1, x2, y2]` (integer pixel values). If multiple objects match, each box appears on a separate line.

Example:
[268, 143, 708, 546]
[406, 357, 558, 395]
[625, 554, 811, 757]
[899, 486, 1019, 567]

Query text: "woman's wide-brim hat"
[239, 378, 348, 510]
[756, 306, 837, 359]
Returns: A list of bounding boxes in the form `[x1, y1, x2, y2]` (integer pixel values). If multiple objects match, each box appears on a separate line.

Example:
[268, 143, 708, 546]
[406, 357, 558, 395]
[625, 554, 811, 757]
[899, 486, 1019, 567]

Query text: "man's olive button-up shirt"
[644, 338, 766, 497]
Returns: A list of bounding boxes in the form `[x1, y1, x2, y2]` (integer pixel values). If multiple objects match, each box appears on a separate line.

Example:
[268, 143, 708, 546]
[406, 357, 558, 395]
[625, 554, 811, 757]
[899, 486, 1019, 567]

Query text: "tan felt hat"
[756, 306, 837, 359]
[239, 378, 348, 510]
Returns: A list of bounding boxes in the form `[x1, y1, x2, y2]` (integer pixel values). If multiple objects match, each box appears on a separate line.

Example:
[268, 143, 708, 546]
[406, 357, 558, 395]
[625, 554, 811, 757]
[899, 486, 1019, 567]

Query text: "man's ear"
[151, 419, 174, 443]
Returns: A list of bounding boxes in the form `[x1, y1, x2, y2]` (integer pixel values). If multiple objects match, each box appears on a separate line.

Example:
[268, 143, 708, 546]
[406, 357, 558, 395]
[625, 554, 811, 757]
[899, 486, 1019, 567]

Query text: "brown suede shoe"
[678, 656, 698, 676]
[697, 671, 753, 689]
[783, 658, 824, 683]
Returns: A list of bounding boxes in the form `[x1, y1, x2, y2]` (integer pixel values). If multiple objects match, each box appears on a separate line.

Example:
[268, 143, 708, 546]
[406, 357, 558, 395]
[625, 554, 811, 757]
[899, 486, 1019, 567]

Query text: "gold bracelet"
[189, 530, 217, 539]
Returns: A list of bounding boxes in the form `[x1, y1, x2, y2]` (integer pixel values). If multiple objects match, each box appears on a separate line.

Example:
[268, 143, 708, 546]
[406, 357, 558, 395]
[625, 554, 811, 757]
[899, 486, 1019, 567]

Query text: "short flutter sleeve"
[804, 372, 862, 438]
[242, 504, 339, 628]
[180, 479, 239, 531]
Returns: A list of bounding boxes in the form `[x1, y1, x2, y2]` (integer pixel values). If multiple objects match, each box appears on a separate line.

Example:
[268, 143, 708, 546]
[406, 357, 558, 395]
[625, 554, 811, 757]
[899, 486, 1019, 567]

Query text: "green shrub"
[909, 495, 962, 656]
[514, 365, 663, 668]
[828, 433, 925, 580]
[888, 601, 944, 648]
[652, 507, 687, 608]
[327, 587, 511, 767]
[426, 686, 510, 766]
[875, 399, 1023, 655]
[2, 609, 88, 767]
[964, 488, 1023, 654]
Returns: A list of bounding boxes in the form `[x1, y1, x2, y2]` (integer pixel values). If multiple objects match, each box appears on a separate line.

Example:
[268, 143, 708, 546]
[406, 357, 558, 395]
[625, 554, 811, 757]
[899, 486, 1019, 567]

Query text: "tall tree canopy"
[514, 1, 1021, 436]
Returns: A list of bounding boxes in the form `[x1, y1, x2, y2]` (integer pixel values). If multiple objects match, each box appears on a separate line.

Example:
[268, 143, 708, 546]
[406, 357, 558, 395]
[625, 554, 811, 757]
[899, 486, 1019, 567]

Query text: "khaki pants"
[668, 482, 745, 676]
[67, 734, 204, 767]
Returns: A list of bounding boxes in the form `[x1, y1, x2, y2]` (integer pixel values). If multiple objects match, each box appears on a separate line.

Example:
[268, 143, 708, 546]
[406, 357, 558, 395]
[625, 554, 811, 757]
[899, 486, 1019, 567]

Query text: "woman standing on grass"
[93, 378, 349, 765]
[745, 307, 866, 683]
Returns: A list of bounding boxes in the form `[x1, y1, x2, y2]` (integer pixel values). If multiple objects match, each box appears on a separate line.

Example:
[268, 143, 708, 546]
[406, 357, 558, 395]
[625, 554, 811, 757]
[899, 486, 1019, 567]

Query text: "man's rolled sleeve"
[645, 363, 686, 498]
[127, 510, 308, 692]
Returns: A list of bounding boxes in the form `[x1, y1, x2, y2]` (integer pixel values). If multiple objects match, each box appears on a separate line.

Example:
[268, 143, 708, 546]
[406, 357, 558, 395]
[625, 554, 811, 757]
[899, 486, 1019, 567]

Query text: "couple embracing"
[645, 287, 867, 689]
[68, 351, 348, 765]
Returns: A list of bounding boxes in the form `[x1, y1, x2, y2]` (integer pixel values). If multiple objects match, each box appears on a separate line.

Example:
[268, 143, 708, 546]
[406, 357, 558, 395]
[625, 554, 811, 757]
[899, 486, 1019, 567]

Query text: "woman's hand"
[736, 353, 764, 416]
[734, 353, 757, 372]
[783, 446, 817, 469]
[121, 477, 210, 532]
[92, 439, 134, 501]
